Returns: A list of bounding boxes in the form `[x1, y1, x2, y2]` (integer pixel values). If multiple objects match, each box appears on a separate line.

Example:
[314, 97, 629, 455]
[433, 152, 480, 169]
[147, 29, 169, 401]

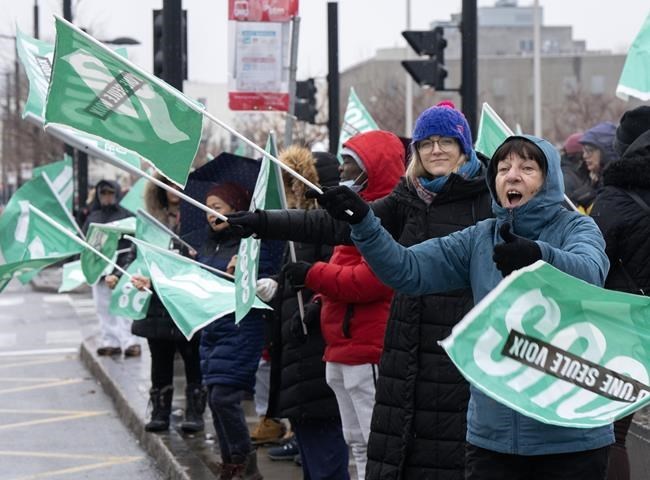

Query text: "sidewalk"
[80, 336, 306, 480]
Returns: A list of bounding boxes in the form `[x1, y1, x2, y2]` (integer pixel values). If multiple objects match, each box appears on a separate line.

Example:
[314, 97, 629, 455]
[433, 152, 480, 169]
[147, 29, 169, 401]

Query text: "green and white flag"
[132, 237, 270, 339]
[58, 259, 86, 293]
[81, 217, 135, 285]
[0, 174, 79, 264]
[119, 176, 147, 214]
[235, 133, 283, 323]
[1, 255, 73, 294]
[32, 155, 74, 212]
[337, 87, 379, 163]
[109, 211, 172, 319]
[45, 17, 203, 186]
[616, 12, 650, 101]
[474, 102, 514, 159]
[441, 260, 650, 429]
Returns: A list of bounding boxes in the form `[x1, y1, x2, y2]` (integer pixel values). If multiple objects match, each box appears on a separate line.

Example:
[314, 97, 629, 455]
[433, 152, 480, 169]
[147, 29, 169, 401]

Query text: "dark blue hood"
[486, 135, 565, 239]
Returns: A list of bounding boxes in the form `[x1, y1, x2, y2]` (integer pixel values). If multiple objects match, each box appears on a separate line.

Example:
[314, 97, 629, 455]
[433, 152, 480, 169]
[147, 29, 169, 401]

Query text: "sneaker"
[124, 345, 142, 357]
[250, 417, 286, 445]
[267, 437, 299, 461]
[97, 346, 122, 356]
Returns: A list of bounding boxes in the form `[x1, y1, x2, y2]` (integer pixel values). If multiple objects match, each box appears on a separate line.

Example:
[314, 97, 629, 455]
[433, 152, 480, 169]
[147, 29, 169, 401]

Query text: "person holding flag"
[83, 179, 140, 357]
[124, 174, 207, 434]
[185, 182, 282, 479]
[308, 135, 612, 480]
[590, 106, 650, 480]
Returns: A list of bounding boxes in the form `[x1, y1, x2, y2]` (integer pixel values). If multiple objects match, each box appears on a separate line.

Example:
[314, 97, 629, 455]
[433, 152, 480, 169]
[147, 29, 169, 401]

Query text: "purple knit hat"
[412, 100, 473, 154]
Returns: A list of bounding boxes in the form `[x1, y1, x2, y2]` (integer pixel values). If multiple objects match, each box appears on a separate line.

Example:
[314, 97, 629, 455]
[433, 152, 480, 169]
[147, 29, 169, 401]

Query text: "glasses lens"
[439, 137, 456, 151]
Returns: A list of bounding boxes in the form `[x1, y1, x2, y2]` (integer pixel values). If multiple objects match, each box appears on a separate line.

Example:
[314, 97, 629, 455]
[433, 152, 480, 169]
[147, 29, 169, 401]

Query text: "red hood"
[343, 130, 405, 201]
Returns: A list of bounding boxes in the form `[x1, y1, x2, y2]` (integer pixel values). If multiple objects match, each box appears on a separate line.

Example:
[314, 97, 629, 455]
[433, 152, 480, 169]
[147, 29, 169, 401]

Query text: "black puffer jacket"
[257, 172, 492, 479]
[591, 130, 650, 294]
[266, 240, 341, 421]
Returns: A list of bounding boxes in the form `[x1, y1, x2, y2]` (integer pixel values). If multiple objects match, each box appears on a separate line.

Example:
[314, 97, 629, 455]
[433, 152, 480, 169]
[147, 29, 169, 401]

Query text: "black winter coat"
[266, 240, 342, 422]
[591, 130, 650, 295]
[258, 173, 492, 479]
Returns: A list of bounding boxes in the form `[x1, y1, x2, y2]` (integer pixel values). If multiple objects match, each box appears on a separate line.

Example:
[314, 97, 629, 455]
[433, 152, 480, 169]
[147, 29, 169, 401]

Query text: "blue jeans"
[294, 419, 350, 480]
[208, 384, 253, 462]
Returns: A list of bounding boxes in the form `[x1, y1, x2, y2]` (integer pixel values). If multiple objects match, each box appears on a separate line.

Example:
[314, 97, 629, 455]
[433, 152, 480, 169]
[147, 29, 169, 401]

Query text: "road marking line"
[0, 411, 109, 431]
[0, 357, 69, 369]
[0, 378, 82, 395]
[0, 348, 78, 357]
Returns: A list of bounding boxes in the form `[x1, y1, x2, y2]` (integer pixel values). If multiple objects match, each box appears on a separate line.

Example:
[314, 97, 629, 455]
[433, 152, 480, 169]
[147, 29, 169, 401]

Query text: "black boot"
[180, 383, 207, 433]
[231, 450, 263, 480]
[145, 385, 173, 432]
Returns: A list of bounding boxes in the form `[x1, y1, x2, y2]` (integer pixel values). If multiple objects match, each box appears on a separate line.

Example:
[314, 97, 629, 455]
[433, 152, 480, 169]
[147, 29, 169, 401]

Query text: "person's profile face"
[582, 145, 602, 174]
[339, 155, 364, 181]
[495, 153, 545, 208]
[205, 194, 234, 231]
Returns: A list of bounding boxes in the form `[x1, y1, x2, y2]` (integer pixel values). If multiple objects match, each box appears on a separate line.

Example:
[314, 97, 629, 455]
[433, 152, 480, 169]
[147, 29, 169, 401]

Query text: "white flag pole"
[28, 205, 152, 294]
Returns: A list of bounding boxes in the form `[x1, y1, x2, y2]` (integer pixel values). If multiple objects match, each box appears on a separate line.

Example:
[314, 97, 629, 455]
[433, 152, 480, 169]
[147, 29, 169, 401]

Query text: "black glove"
[492, 223, 542, 276]
[226, 211, 267, 238]
[282, 261, 312, 291]
[290, 299, 322, 339]
[305, 186, 369, 224]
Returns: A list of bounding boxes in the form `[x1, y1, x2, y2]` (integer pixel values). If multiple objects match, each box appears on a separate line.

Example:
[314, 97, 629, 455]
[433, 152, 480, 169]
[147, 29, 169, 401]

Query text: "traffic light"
[294, 78, 318, 124]
[401, 26, 447, 90]
[152, 9, 187, 81]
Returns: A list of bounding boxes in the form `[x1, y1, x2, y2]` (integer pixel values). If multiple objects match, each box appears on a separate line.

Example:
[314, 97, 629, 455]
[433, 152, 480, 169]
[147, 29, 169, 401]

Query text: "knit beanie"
[615, 106, 650, 156]
[205, 182, 251, 211]
[580, 122, 619, 167]
[411, 100, 473, 154]
[563, 132, 583, 155]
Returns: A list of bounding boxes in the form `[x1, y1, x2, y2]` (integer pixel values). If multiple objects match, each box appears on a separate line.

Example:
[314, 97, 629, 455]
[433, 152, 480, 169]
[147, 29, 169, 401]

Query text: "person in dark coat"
[578, 122, 619, 213]
[227, 103, 492, 479]
[560, 132, 593, 210]
[83, 179, 140, 357]
[127, 174, 206, 434]
[590, 105, 650, 480]
[188, 182, 283, 480]
[262, 146, 350, 479]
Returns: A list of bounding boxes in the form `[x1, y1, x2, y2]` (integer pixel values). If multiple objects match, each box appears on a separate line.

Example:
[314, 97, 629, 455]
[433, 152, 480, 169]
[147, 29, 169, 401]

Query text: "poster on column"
[227, 0, 299, 111]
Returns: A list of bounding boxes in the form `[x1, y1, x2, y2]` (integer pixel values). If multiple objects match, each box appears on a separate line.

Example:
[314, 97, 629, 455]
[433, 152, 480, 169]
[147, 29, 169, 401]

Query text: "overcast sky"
[0, 0, 648, 85]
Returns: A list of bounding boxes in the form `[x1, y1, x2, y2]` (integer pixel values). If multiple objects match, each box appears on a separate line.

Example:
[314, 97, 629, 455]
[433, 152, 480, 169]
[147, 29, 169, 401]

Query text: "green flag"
[44, 17, 203, 186]
[617, 12, 650, 101]
[81, 217, 135, 285]
[235, 133, 283, 323]
[337, 87, 379, 163]
[119, 176, 147, 214]
[440, 260, 650, 429]
[1, 255, 73, 294]
[474, 103, 514, 159]
[109, 211, 172, 319]
[0, 174, 80, 264]
[32, 155, 74, 212]
[132, 237, 270, 339]
[58, 259, 86, 292]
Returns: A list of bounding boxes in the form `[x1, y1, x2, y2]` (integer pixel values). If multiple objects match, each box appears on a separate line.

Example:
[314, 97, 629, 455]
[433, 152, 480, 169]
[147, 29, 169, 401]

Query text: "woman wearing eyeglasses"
[227, 100, 493, 479]
[578, 122, 619, 214]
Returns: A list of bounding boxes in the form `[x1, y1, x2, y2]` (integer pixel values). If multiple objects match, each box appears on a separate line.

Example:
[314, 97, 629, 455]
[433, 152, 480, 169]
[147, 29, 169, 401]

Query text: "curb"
[79, 340, 217, 480]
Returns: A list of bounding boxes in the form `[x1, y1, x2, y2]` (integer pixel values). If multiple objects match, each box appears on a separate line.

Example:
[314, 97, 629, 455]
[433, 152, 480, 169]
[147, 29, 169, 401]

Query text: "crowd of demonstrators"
[560, 132, 593, 210]
[259, 146, 351, 478]
[309, 134, 613, 480]
[126, 174, 207, 434]
[229, 129, 405, 480]
[590, 106, 650, 480]
[184, 182, 283, 480]
[577, 122, 620, 213]
[83, 179, 141, 358]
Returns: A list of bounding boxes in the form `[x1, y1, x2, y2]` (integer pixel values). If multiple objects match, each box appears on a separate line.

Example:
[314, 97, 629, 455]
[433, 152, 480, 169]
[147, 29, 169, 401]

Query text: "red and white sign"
[227, 0, 299, 111]
[228, 0, 299, 22]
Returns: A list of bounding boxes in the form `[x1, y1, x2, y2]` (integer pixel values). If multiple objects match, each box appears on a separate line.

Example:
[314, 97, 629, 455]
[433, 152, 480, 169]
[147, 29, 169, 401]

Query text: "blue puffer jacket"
[349, 135, 614, 455]
[192, 227, 283, 392]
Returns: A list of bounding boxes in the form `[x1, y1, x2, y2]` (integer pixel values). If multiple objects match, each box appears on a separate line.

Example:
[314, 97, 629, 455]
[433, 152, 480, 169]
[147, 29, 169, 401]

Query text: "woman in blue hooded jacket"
[309, 135, 613, 480]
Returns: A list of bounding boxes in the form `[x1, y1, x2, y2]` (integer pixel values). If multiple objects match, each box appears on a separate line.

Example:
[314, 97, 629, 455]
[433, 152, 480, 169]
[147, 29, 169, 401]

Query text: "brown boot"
[250, 417, 285, 445]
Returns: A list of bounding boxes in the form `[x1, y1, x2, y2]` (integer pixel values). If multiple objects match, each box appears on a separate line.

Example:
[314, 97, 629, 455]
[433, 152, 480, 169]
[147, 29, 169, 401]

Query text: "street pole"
[461, 0, 478, 138]
[327, 2, 340, 155]
[33, 0, 39, 39]
[2, 73, 10, 204]
[162, 0, 183, 91]
[283, 16, 300, 149]
[404, 0, 413, 137]
[533, 0, 542, 136]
